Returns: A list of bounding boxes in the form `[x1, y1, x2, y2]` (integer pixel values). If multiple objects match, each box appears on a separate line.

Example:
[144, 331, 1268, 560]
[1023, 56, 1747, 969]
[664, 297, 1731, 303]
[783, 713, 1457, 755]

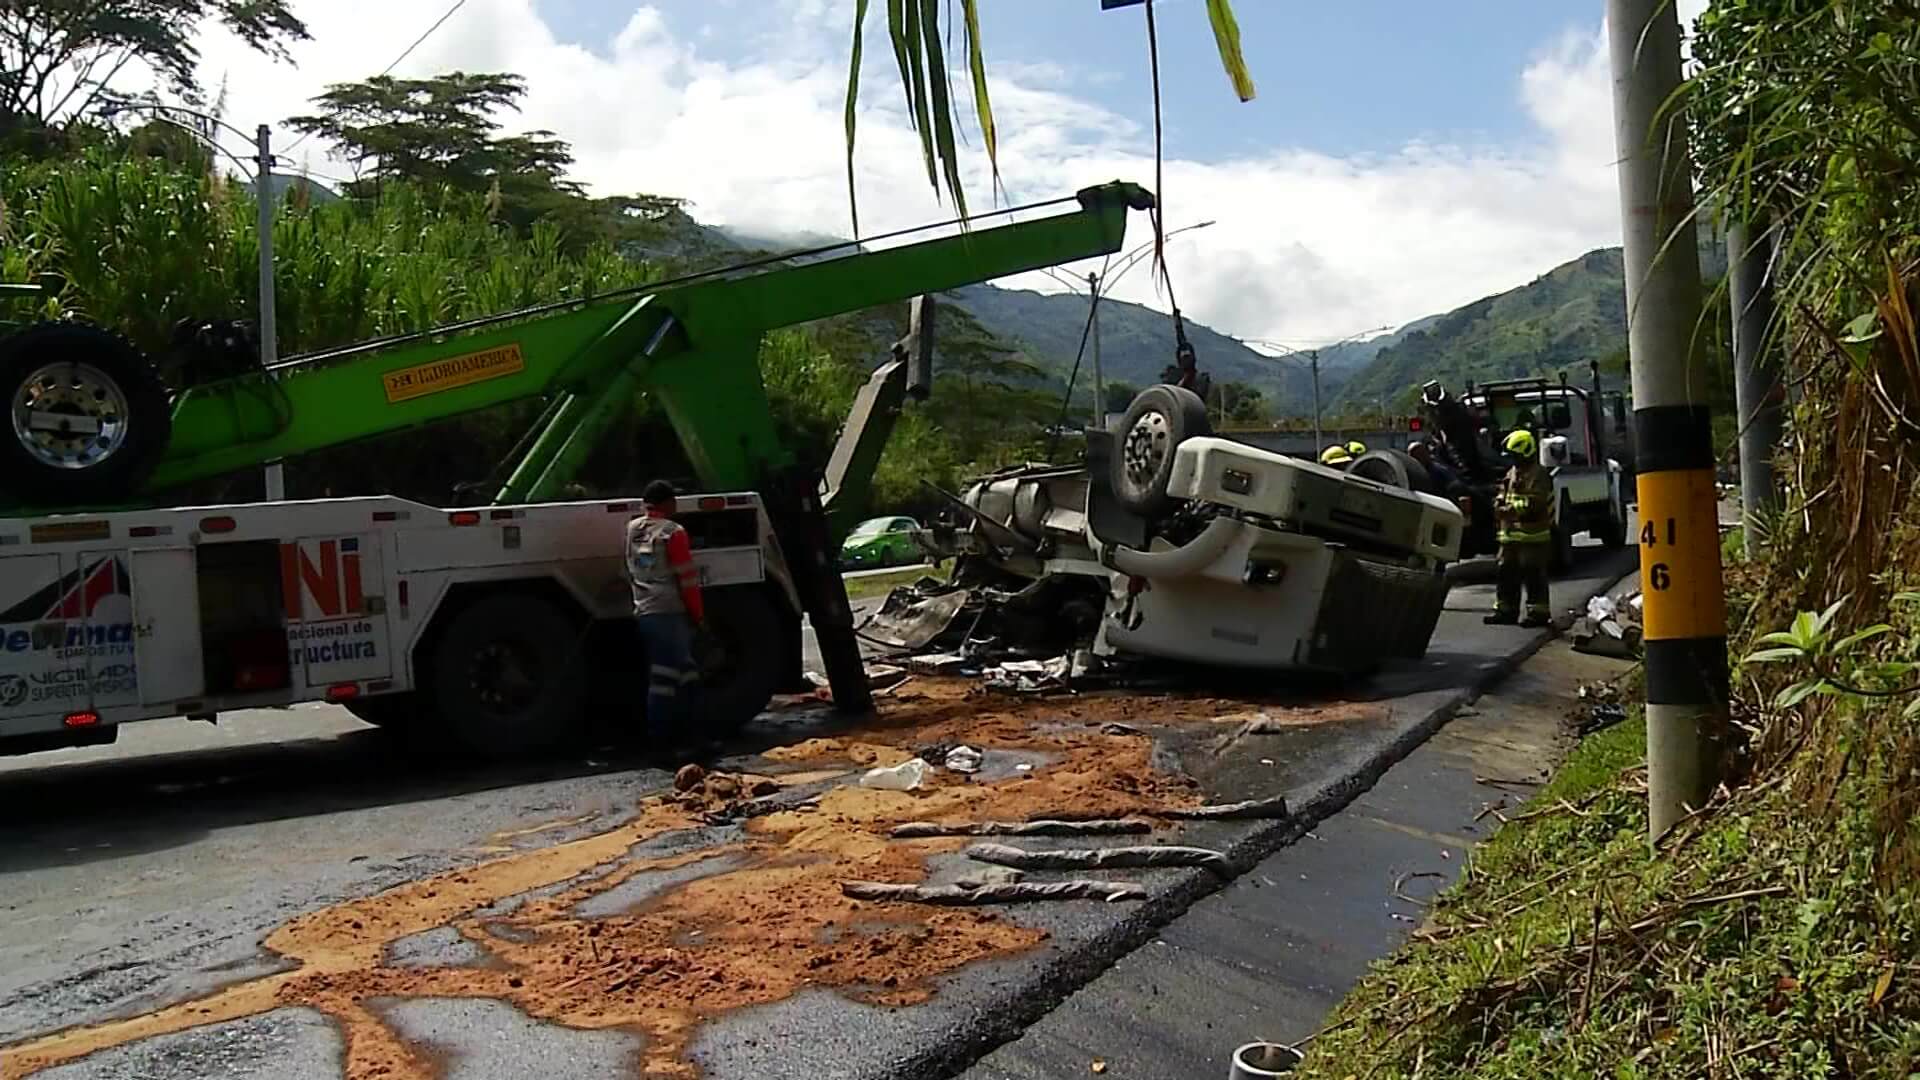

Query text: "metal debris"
[965, 842, 1235, 878]
[840, 880, 1149, 905]
[890, 819, 1156, 839]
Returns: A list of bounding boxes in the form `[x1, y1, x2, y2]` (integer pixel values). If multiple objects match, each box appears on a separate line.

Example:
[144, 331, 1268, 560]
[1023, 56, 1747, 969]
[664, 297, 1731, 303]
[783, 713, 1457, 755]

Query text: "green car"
[840, 515, 922, 570]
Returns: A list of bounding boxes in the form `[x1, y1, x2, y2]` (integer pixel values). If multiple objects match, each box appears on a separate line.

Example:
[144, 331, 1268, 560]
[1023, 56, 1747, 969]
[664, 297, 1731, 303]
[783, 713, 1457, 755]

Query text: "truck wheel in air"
[428, 591, 587, 757]
[0, 322, 172, 505]
[1347, 449, 1435, 494]
[1112, 384, 1211, 517]
[692, 586, 786, 734]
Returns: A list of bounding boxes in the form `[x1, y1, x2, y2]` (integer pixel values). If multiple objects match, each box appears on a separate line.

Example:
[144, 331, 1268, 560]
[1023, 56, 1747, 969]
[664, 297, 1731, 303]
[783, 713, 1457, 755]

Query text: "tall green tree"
[286, 73, 572, 193]
[0, 0, 309, 137]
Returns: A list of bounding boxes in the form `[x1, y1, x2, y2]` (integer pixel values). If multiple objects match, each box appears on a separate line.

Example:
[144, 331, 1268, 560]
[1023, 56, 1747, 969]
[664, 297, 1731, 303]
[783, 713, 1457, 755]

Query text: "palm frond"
[841, 1, 1254, 235]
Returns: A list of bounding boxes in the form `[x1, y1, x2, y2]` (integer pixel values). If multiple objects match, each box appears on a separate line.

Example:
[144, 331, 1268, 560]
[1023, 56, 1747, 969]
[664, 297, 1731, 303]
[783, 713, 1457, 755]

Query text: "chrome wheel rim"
[1122, 409, 1171, 486]
[10, 362, 131, 470]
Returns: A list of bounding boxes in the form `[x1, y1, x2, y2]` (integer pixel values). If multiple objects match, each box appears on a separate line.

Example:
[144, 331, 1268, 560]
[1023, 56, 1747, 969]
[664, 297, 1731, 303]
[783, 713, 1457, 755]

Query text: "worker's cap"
[1502, 429, 1537, 458]
[643, 479, 678, 505]
[1320, 445, 1354, 466]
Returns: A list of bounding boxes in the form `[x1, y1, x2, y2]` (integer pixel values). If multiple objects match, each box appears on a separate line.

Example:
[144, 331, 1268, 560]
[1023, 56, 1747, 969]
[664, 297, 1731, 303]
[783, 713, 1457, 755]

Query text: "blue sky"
[178, 0, 1660, 341]
[535, 0, 1599, 162]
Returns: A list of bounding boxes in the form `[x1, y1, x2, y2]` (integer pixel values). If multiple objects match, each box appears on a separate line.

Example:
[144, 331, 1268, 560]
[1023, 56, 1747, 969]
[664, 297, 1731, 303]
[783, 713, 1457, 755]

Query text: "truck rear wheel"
[428, 592, 587, 757]
[1348, 449, 1435, 494]
[345, 694, 420, 730]
[1, 322, 172, 505]
[693, 587, 786, 734]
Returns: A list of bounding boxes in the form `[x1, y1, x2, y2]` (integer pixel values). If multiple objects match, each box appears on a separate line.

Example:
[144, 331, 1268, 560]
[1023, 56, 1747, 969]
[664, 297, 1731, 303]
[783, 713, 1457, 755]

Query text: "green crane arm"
[141, 182, 1151, 506]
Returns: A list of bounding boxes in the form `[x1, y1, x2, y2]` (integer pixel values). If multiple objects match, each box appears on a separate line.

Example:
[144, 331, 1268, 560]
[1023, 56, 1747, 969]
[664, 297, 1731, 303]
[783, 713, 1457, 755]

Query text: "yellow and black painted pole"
[1607, 0, 1730, 842]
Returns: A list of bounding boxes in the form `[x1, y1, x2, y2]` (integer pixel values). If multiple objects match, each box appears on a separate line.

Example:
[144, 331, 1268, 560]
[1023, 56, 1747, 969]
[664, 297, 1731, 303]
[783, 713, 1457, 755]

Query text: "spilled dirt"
[0, 680, 1218, 1080]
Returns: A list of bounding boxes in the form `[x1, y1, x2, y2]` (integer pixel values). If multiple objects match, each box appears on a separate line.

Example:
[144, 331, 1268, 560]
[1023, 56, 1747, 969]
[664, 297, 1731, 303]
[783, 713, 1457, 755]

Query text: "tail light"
[63, 711, 100, 728]
[325, 683, 360, 702]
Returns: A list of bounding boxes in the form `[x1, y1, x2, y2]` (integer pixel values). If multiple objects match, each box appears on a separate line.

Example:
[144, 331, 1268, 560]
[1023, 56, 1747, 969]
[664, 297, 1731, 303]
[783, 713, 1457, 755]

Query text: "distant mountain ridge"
[1330, 230, 1728, 413]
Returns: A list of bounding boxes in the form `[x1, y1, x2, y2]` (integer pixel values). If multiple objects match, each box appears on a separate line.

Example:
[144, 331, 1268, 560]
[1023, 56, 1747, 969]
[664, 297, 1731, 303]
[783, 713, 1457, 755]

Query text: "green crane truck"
[0, 183, 1151, 758]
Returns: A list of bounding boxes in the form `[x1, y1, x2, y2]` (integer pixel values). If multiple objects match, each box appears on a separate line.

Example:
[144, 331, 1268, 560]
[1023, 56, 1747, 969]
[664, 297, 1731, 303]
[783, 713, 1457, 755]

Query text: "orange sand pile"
[1, 682, 1209, 1080]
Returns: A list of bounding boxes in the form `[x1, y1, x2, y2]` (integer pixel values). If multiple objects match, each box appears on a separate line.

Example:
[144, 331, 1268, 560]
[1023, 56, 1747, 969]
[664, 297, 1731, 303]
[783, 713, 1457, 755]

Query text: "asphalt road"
[0, 542, 1637, 1080]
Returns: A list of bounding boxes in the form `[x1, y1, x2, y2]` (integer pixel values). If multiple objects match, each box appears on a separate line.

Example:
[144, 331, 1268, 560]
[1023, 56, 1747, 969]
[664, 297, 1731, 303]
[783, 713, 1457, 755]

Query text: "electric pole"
[1727, 218, 1784, 554]
[1607, 0, 1729, 843]
[1309, 349, 1322, 452]
[256, 124, 285, 502]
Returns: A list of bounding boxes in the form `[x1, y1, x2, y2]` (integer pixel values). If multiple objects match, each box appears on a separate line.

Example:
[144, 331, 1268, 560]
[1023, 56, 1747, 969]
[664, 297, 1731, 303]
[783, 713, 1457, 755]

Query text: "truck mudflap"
[1308, 551, 1449, 669]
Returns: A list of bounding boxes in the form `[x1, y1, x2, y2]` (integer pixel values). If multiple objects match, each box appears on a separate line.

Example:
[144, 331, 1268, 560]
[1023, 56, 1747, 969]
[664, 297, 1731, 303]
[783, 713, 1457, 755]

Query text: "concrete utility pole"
[1727, 218, 1784, 554]
[1308, 350, 1323, 452]
[1607, 0, 1729, 844]
[256, 124, 285, 502]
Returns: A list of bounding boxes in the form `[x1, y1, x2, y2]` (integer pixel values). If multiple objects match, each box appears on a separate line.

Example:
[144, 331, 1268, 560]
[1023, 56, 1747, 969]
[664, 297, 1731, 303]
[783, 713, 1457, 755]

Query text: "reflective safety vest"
[627, 515, 690, 616]
[1495, 463, 1555, 544]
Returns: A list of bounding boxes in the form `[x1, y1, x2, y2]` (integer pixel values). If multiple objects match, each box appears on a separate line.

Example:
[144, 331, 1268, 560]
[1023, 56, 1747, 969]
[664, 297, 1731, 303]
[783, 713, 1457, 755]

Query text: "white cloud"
[152, 0, 1665, 344]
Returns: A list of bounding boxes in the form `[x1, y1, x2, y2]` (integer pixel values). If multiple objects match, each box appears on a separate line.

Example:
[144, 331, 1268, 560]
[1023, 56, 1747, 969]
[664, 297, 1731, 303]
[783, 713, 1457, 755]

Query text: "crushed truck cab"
[883, 387, 1462, 676]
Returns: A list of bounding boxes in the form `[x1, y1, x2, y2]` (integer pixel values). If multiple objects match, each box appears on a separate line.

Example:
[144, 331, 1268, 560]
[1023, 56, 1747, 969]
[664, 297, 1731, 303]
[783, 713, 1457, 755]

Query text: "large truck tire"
[428, 591, 587, 757]
[693, 586, 786, 734]
[1348, 448, 1435, 494]
[1112, 384, 1210, 517]
[344, 693, 422, 730]
[0, 322, 172, 505]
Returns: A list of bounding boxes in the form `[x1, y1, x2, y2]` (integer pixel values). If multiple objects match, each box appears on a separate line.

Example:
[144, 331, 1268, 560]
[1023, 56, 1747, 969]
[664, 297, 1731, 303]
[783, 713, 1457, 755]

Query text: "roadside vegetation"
[0, 3, 1078, 516]
[1296, 2, 1920, 1074]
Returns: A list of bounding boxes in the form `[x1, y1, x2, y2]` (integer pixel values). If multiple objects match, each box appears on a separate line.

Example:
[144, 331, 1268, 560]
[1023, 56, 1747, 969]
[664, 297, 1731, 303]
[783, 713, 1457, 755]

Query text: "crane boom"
[122, 182, 1146, 507]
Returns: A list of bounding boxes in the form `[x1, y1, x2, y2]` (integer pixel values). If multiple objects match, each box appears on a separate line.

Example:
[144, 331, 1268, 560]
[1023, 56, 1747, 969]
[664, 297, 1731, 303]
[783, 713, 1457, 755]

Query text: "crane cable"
[1143, 0, 1196, 380]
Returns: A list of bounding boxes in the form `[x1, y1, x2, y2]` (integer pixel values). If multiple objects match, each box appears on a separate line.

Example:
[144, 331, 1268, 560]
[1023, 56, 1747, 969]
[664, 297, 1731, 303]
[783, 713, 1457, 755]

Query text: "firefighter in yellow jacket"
[1485, 428, 1554, 627]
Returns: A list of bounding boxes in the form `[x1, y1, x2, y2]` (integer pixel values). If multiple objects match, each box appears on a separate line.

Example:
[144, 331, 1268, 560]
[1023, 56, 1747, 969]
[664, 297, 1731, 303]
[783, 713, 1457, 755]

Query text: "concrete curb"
[897, 569, 1638, 1080]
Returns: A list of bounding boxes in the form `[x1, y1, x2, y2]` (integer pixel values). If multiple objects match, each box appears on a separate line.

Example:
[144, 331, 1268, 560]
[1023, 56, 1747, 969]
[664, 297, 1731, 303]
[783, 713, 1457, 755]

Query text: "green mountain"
[1330, 235, 1729, 413]
[943, 283, 1365, 417]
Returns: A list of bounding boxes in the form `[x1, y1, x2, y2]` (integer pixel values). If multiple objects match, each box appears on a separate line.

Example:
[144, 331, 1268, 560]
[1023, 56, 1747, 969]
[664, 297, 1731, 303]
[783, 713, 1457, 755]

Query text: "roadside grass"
[1292, 700, 1920, 1079]
[842, 564, 947, 601]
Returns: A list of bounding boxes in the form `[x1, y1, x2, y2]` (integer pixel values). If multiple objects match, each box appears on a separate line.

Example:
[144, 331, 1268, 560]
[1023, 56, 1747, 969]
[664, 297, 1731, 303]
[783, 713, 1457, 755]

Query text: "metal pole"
[1727, 218, 1783, 555]
[1310, 350, 1322, 452]
[1608, 0, 1728, 844]
[256, 124, 285, 502]
[1089, 272, 1104, 430]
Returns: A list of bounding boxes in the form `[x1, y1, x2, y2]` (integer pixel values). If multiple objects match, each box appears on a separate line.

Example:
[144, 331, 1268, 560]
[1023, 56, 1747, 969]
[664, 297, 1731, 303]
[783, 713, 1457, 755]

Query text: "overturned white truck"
[879, 386, 1465, 675]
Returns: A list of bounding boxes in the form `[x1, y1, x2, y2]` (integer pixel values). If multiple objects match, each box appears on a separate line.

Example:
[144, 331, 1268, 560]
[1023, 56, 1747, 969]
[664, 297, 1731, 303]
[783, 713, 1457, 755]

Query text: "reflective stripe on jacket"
[1495, 463, 1554, 545]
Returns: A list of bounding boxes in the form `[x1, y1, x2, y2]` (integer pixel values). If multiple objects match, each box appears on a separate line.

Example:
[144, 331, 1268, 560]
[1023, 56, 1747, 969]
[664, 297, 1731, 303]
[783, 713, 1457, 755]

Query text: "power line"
[282, 0, 473, 155]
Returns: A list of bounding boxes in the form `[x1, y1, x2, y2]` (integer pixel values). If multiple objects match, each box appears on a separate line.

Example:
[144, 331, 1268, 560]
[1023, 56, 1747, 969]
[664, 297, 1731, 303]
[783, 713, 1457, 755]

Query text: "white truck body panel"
[1166, 437, 1464, 563]
[0, 494, 782, 743]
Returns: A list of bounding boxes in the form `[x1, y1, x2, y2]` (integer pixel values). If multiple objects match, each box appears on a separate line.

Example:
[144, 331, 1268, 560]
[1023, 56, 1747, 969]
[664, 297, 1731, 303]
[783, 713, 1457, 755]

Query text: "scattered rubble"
[1572, 590, 1645, 658]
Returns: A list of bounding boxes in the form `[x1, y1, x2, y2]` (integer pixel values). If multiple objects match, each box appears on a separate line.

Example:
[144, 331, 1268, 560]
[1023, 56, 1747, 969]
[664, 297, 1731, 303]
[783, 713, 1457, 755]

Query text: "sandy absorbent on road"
[0, 681, 1218, 1080]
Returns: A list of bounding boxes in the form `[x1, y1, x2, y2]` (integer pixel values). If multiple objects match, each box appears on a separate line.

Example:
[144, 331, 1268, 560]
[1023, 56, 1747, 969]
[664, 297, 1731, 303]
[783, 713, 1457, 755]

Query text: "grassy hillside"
[1332, 234, 1729, 413]
[945, 283, 1369, 417]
